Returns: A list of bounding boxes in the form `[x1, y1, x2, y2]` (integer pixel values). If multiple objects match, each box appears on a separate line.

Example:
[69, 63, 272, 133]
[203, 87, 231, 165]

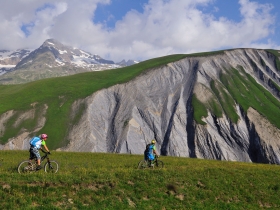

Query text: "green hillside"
[0, 151, 280, 209]
[1, 49, 280, 149]
[0, 54, 191, 148]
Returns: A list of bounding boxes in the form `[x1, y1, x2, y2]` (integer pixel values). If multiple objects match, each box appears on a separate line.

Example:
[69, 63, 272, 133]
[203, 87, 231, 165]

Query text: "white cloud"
[0, 0, 278, 62]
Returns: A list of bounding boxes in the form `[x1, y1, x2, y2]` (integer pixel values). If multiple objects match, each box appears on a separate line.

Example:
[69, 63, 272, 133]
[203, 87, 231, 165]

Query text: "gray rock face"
[63, 59, 198, 154]
[59, 49, 280, 164]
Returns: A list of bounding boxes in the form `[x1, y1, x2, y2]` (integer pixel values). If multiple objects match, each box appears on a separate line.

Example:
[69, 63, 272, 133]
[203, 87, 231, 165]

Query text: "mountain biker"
[29, 133, 50, 170]
[144, 139, 159, 166]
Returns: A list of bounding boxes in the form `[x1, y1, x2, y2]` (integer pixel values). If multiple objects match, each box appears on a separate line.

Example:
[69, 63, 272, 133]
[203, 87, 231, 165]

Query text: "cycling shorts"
[148, 153, 155, 161]
[29, 146, 41, 160]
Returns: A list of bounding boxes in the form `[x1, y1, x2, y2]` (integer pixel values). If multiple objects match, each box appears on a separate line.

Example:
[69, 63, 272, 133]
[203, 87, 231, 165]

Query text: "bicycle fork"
[46, 160, 54, 170]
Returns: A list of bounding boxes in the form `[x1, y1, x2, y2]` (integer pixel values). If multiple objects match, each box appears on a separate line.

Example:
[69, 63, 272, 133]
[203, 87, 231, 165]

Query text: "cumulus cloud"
[0, 0, 278, 62]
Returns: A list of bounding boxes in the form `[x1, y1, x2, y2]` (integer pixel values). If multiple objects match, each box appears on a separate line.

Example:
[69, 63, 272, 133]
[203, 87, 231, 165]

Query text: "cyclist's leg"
[29, 148, 36, 164]
[31, 147, 42, 170]
[148, 154, 155, 166]
[144, 151, 149, 161]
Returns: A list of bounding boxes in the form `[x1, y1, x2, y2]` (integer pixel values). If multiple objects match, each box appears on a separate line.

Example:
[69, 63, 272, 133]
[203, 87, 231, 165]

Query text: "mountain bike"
[137, 155, 164, 169]
[17, 150, 59, 174]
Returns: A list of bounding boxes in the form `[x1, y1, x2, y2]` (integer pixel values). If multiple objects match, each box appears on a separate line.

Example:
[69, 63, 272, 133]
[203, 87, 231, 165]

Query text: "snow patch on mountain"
[47, 41, 55, 46]
[59, 50, 67, 54]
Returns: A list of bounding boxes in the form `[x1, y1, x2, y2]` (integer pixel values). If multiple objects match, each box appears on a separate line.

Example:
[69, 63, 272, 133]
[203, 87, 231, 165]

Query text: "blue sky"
[0, 0, 279, 62]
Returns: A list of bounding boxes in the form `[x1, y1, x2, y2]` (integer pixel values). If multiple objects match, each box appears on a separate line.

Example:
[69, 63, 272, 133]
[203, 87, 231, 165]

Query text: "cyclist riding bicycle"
[29, 133, 50, 170]
[144, 139, 159, 166]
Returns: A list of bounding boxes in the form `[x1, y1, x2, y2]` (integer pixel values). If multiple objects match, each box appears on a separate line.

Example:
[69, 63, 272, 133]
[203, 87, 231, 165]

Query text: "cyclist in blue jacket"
[29, 134, 50, 170]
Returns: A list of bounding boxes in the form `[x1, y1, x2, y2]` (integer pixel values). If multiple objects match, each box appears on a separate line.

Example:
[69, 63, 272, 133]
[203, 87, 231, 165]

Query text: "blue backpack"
[29, 136, 40, 146]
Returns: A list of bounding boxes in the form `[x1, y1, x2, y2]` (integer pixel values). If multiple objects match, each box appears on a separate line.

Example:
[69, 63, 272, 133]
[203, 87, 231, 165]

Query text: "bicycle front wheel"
[155, 160, 164, 169]
[18, 160, 35, 174]
[137, 160, 148, 169]
[44, 160, 59, 173]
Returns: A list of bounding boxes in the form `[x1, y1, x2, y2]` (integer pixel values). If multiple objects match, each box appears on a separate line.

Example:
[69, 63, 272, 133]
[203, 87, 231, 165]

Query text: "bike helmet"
[151, 139, 156, 144]
[40, 134, 48, 139]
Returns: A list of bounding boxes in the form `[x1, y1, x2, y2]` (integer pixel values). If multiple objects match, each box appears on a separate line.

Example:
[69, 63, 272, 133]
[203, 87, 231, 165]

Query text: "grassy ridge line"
[0, 151, 280, 209]
[0, 54, 189, 113]
[0, 49, 227, 113]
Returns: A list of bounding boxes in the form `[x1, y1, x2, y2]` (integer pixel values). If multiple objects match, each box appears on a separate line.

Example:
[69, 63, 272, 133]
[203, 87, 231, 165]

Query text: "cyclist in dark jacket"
[144, 139, 159, 166]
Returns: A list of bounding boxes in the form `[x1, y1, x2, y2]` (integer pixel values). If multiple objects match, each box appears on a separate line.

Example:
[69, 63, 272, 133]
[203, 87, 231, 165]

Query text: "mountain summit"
[0, 39, 137, 84]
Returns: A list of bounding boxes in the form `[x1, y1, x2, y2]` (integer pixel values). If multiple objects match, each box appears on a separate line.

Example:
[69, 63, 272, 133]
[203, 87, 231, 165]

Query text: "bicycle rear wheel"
[18, 160, 35, 174]
[44, 160, 59, 173]
[154, 160, 164, 169]
[137, 160, 148, 169]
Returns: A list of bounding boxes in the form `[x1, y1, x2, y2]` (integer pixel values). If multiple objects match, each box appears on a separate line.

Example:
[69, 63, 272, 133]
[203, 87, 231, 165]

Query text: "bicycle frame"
[31, 150, 49, 164]
[138, 156, 164, 169]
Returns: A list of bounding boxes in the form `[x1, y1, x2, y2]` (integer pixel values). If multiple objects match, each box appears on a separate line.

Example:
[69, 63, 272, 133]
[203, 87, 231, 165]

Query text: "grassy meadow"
[1, 150, 280, 209]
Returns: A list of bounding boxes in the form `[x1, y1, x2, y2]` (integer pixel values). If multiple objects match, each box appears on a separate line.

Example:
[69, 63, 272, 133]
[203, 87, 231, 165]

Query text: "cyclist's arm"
[152, 146, 159, 156]
[43, 144, 50, 153]
[41, 141, 50, 153]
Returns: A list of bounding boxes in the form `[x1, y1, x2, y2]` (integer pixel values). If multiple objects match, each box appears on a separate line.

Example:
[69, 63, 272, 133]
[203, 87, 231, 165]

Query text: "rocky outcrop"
[1, 48, 280, 164]
[0, 104, 48, 150]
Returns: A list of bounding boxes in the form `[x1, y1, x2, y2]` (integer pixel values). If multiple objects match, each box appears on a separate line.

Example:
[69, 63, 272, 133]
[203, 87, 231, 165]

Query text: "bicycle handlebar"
[41, 149, 50, 154]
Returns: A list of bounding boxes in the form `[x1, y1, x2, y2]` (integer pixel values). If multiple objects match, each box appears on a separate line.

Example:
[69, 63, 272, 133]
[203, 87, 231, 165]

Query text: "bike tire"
[137, 160, 148, 169]
[155, 160, 164, 169]
[44, 160, 59, 173]
[18, 160, 35, 174]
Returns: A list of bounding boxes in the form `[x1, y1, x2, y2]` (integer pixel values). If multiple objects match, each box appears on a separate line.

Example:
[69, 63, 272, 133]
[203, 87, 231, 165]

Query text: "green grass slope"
[0, 54, 191, 148]
[0, 151, 280, 209]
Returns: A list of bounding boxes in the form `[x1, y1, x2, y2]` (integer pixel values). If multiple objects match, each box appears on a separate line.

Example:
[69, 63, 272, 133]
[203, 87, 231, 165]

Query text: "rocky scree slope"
[1, 48, 280, 164]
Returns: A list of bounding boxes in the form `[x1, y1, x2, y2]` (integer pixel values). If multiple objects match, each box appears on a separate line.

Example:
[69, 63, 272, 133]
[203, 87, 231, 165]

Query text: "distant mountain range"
[0, 39, 139, 84]
[0, 49, 31, 74]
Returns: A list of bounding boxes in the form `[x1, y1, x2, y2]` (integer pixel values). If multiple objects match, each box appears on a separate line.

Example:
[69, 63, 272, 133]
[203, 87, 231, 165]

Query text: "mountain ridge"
[0, 39, 138, 84]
